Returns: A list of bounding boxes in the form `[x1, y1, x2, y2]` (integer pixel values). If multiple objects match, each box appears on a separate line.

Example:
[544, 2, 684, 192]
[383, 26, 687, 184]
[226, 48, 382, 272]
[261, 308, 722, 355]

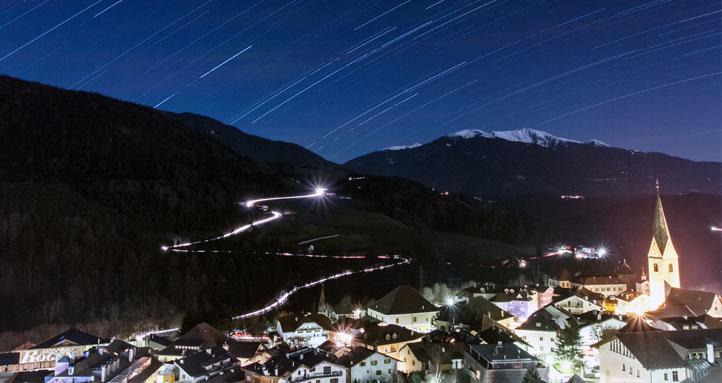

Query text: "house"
[576, 311, 628, 347]
[581, 277, 629, 297]
[490, 288, 539, 323]
[434, 296, 515, 332]
[598, 328, 722, 383]
[242, 348, 346, 383]
[18, 329, 106, 371]
[338, 347, 398, 383]
[174, 347, 238, 383]
[44, 339, 152, 383]
[366, 287, 438, 333]
[158, 323, 228, 362]
[513, 308, 566, 364]
[352, 324, 424, 361]
[463, 343, 543, 383]
[276, 314, 333, 348]
[553, 288, 604, 315]
[397, 342, 464, 375]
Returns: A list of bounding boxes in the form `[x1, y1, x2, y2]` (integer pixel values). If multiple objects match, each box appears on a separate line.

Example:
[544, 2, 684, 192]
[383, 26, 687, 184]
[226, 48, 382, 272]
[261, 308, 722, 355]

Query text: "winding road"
[160, 187, 410, 320]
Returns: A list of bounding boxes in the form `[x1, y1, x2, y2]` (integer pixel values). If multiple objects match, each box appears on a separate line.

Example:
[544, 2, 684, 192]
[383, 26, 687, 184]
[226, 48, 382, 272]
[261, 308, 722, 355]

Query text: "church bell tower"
[647, 180, 681, 307]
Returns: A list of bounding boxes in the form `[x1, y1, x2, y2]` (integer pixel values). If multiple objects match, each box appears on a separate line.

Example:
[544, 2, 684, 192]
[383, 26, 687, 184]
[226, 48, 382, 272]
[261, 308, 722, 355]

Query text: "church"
[645, 181, 722, 317]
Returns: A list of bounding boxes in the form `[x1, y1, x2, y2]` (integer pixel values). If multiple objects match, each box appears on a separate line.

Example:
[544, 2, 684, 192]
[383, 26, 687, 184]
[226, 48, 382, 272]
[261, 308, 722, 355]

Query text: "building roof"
[176, 348, 236, 378]
[618, 316, 660, 333]
[617, 332, 686, 369]
[55, 339, 135, 379]
[436, 296, 513, 328]
[277, 313, 333, 333]
[467, 343, 536, 363]
[243, 348, 339, 378]
[616, 329, 722, 370]
[227, 340, 261, 359]
[665, 288, 718, 315]
[582, 276, 628, 286]
[476, 327, 528, 347]
[491, 289, 535, 303]
[0, 352, 19, 366]
[651, 183, 672, 255]
[5, 370, 51, 383]
[404, 342, 465, 365]
[32, 328, 105, 349]
[369, 286, 437, 315]
[174, 322, 227, 349]
[128, 357, 163, 383]
[337, 347, 375, 367]
[516, 309, 561, 332]
[358, 324, 423, 346]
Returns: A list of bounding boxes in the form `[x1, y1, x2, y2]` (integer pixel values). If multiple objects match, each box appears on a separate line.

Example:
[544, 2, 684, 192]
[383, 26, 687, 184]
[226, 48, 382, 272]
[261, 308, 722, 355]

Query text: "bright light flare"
[596, 246, 608, 257]
[445, 296, 456, 307]
[711, 226, 722, 232]
[336, 331, 353, 346]
[314, 186, 327, 196]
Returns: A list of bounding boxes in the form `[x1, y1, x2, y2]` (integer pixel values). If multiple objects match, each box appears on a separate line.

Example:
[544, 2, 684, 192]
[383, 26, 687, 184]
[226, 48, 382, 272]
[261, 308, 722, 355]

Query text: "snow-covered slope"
[448, 128, 607, 148]
[384, 143, 422, 151]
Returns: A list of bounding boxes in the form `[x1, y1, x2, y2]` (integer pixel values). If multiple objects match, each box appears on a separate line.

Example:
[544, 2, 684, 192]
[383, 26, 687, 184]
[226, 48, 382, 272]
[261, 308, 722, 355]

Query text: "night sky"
[1, 0, 720, 162]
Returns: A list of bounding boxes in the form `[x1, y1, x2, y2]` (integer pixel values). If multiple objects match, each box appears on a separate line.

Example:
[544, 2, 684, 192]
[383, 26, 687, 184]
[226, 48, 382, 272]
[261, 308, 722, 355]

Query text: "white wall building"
[598, 328, 722, 383]
[367, 286, 438, 333]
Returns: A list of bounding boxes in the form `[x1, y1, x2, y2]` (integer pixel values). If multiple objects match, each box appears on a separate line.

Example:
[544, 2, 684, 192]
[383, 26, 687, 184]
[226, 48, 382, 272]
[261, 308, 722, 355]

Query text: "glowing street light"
[314, 186, 327, 196]
[445, 296, 456, 307]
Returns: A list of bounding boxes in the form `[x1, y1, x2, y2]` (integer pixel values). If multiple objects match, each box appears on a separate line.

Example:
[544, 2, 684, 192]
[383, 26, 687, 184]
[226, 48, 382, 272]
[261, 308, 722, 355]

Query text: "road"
[160, 187, 410, 320]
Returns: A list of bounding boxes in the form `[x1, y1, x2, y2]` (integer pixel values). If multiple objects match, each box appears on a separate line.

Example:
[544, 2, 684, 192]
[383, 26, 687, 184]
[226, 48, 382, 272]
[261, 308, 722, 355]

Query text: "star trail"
[0, 0, 720, 161]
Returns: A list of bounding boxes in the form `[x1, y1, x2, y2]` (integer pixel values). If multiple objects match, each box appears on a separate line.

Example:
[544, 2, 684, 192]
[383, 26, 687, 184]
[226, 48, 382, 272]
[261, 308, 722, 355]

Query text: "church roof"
[651, 181, 672, 255]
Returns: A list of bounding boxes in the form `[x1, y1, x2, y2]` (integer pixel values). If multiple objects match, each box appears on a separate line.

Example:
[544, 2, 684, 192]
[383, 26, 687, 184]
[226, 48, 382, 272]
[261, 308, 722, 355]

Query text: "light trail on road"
[231, 255, 409, 320]
[159, 186, 411, 321]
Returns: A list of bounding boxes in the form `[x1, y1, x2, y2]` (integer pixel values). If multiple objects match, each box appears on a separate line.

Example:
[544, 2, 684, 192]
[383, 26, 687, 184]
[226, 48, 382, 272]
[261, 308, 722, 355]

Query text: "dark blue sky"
[1, 0, 720, 162]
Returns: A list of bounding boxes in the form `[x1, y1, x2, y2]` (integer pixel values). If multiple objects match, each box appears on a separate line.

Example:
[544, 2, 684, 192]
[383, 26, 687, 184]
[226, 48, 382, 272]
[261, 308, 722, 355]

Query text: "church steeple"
[652, 179, 671, 254]
[647, 179, 681, 307]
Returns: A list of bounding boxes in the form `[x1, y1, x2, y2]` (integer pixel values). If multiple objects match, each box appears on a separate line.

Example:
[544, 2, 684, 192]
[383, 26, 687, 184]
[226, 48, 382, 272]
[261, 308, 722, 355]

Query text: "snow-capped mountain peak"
[448, 129, 493, 139]
[449, 128, 606, 148]
[383, 143, 422, 151]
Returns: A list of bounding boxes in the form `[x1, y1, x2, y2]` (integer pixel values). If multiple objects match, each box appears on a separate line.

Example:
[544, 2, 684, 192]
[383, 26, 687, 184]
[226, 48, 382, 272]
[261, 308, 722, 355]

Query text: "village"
[1, 188, 721, 383]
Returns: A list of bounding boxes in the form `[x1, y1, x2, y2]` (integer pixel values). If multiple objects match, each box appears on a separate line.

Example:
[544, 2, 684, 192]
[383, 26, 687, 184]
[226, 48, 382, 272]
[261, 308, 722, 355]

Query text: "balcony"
[292, 371, 342, 382]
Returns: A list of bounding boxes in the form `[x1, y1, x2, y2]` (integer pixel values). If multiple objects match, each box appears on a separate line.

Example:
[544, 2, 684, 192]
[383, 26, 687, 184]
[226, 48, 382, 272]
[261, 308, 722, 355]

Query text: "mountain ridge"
[345, 130, 722, 197]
